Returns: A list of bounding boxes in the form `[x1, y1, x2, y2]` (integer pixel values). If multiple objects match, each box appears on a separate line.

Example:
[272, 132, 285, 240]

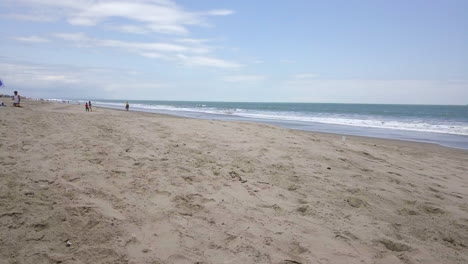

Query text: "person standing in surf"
[125, 102, 129, 111]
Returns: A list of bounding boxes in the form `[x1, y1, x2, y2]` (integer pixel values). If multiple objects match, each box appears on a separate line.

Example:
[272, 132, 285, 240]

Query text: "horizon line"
[40, 97, 468, 106]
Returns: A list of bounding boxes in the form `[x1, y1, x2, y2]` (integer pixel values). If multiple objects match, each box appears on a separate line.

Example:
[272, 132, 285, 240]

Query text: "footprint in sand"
[377, 239, 412, 252]
[296, 205, 314, 216]
[0, 161, 17, 166]
[346, 197, 368, 208]
[450, 192, 464, 199]
[420, 204, 445, 214]
[88, 158, 103, 165]
[397, 208, 419, 216]
[440, 236, 466, 248]
[279, 260, 303, 264]
[172, 194, 207, 216]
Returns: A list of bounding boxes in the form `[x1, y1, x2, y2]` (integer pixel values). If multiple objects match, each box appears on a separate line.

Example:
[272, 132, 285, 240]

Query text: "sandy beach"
[1, 100, 467, 264]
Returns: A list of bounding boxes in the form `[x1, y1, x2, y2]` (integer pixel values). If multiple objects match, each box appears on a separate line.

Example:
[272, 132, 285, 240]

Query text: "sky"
[0, 0, 467, 104]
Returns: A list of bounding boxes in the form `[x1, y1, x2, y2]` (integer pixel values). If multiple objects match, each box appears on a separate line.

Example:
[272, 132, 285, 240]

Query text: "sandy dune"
[0, 101, 467, 264]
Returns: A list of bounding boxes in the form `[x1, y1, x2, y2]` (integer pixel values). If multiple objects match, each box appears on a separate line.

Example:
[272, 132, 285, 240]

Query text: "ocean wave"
[236, 112, 468, 136]
[92, 101, 468, 136]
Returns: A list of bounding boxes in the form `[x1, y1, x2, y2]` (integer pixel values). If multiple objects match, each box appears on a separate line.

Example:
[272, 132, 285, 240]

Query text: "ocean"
[71, 100, 468, 150]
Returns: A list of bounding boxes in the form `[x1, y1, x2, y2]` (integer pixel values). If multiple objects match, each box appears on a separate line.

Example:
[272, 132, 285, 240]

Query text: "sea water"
[78, 100, 468, 150]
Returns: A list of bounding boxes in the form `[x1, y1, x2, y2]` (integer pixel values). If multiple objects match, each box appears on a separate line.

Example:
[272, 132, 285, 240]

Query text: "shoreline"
[91, 102, 468, 152]
[1, 100, 467, 263]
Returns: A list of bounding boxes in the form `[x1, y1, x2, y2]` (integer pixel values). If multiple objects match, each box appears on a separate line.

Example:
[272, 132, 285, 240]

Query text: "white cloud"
[177, 54, 243, 68]
[11, 36, 50, 43]
[0, 61, 80, 86]
[176, 38, 210, 44]
[52, 33, 241, 68]
[0, 58, 168, 98]
[4, 1, 240, 69]
[7, 0, 234, 35]
[204, 9, 234, 16]
[54, 32, 89, 42]
[140, 52, 165, 59]
[37, 74, 78, 83]
[1, 13, 55, 22]
[99, 38, 199, 53]
[53, 32, 94, 48]
[107, 24, 150, 34]
[222, 74, 266, 82]
[53, 32, 207, 53]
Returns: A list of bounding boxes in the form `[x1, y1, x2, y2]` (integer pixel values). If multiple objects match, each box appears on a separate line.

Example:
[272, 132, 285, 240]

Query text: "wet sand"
[1, 100, 467, 264]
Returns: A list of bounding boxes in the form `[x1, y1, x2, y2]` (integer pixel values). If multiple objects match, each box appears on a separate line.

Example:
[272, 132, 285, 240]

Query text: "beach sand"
[1, 100, 467, 264]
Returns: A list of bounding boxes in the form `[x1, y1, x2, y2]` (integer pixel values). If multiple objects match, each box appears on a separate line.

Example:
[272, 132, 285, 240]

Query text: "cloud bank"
[7, 0, 234, 35]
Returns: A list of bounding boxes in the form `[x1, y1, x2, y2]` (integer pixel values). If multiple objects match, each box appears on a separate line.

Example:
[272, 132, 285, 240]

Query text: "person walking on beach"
[13, 91, 21, 107]
[125, 102, 129, 111]
[88, 101, 92, 112]
[85, 102, 89, 112]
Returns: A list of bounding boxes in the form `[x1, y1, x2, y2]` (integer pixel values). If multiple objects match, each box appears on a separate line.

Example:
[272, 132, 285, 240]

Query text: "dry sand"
[1, 100, 467, 264]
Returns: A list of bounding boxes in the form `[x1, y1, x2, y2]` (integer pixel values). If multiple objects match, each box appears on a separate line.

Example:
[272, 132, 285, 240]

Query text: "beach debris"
[229, 170, 246, 183]
[65, 240, 72, 247]
[327, 167, 331, 170]
[229, 170, 240, 179]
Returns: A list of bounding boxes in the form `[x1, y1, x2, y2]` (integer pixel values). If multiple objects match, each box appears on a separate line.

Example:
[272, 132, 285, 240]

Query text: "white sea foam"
[92, 101, 468, 136]
[236, 112, 468, 136]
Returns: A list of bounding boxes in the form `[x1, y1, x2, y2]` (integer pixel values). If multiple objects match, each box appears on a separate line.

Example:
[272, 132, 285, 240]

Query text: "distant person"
[125, 102, 129, 111]
[88, 101, 92, 112]
[85, 102, 89, 112]
[13, 91, 21, 107]
[0, 101, 5, 107]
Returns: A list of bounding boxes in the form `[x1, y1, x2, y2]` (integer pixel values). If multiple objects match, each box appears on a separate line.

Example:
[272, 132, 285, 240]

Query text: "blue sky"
[0, 0, 467, 104]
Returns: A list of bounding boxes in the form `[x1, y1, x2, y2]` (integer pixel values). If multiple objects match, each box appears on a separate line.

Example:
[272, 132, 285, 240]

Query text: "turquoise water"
[78, 100, 468, 149]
